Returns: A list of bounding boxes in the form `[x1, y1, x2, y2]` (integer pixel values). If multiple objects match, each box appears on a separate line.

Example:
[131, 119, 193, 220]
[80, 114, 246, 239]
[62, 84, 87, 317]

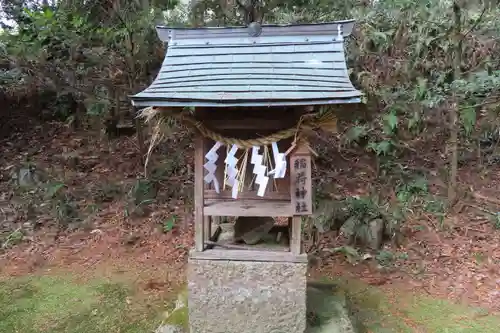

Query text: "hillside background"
[1, 0, 500, 331]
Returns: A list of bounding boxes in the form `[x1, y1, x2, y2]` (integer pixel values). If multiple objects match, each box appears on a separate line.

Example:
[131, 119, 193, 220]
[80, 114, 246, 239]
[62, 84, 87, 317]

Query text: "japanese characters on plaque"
[290, 154, 312, 215]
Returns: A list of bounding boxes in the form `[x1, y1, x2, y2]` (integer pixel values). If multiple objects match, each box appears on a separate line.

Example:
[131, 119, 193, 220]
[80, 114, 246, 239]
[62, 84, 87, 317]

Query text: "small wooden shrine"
[131, 20, 362, 333]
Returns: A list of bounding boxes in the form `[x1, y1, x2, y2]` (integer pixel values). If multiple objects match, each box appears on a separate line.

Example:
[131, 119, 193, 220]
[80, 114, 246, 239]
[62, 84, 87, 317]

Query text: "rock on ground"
[155, 324, 184, 333]
[234, 216, 275, 245]
[156, 290, 188, 333]
[367, 218, 384, 250]
[306, 284, 362, 333]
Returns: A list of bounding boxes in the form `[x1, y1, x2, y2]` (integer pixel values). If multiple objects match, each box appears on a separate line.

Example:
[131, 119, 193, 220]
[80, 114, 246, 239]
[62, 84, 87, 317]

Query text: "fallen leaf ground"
[1, 123, 500, 332]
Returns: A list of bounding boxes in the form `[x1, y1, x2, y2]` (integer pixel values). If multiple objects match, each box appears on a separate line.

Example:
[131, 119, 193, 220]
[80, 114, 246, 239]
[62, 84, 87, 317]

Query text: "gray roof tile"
[131, 20, 363, 108]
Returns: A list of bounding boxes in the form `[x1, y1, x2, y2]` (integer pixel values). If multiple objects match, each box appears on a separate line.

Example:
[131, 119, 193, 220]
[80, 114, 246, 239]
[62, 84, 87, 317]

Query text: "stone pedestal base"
[188, 254, 307, 333]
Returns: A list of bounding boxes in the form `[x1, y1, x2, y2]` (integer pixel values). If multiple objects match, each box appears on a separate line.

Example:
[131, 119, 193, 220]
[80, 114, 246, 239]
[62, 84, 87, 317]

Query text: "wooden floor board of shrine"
[204, 199, 292, 217]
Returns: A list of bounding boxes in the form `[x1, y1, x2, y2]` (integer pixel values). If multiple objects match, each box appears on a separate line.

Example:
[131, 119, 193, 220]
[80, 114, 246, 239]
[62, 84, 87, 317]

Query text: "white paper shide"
[268, 141, 287, 179]
[203, 141, 288, 199]
[251, 146, 269, 197]
[224, 144, 240, 199]
[203, 141, 222, 193]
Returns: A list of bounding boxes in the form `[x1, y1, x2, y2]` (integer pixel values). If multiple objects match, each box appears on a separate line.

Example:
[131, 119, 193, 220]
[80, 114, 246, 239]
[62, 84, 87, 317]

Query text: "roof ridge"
[157, 20, 355, 42]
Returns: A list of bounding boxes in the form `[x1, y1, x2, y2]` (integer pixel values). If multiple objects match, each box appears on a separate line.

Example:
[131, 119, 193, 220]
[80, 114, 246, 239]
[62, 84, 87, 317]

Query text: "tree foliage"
[1, 0, 499, 194]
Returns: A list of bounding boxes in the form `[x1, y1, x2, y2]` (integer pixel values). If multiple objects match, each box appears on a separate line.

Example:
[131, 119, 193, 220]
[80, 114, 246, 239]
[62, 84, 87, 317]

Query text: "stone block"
[188, 258, 307, 333]
[306, 285, 360, 333]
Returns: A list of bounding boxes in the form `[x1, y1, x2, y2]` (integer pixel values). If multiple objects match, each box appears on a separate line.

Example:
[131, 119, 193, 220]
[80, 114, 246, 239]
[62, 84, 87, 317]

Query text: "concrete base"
[188, 257, 307, 333]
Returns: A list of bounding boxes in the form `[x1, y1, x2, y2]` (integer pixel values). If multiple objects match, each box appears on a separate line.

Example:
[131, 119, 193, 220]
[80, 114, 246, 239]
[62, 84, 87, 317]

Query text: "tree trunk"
[141, 0, 150, 12]
[448, 1, 463, 204]
[235, 0, 262, 24]
[136, 116, 146, 166]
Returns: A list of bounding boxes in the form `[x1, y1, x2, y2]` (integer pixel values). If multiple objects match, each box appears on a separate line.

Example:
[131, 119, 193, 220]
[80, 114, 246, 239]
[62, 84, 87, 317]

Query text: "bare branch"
[463, 5, 487, 38]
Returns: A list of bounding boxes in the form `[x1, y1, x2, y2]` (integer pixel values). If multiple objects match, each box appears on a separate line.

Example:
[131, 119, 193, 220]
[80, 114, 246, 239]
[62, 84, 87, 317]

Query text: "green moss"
[319, 277, 500, 333]
[401, 296, 500, 333]
[165, 307, 189, 329]
[177, 288, 188, 306]
[164, 288, 189, 329]
[0, 275, 164, 333]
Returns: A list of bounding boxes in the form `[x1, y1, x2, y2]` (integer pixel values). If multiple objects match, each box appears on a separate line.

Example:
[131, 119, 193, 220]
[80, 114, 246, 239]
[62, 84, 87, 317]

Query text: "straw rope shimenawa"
[138, 106, 338, 173]
[139, 106, 337, 146]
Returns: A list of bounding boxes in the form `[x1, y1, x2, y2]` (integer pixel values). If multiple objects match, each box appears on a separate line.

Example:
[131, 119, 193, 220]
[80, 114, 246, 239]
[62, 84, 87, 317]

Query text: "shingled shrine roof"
[130, 20, 362, 108]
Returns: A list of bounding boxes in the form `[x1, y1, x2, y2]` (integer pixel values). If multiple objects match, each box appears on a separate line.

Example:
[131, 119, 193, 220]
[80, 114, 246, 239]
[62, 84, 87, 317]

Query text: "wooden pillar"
[289, 217, 302, 255]
[194, 134, 205, 251]
[204, 216, 211, 242]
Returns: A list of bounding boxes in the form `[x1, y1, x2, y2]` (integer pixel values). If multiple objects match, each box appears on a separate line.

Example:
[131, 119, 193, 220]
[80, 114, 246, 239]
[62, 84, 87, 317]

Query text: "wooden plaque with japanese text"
[290, 152, 312, 215]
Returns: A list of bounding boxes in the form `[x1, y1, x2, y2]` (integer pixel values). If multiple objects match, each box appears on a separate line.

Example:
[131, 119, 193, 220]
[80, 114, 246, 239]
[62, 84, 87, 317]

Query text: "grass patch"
[0, 275, 163, 333]
[333, 278, 500, 332]
[3, 272, 499, 333]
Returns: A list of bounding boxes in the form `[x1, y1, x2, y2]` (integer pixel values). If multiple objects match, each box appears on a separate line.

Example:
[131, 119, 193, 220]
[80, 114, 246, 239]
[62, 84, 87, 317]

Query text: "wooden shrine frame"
[192, 129, 311, 263]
